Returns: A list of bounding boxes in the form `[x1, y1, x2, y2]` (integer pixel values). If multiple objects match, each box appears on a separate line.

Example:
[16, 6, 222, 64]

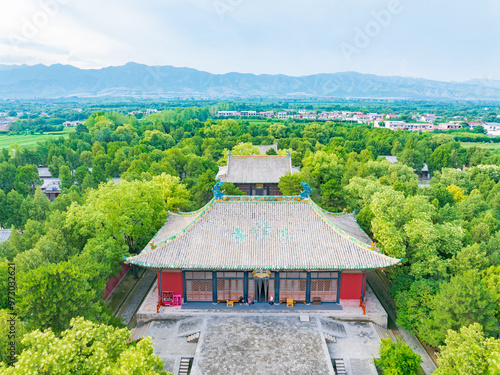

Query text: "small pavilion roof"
[126, 189, 400, 271]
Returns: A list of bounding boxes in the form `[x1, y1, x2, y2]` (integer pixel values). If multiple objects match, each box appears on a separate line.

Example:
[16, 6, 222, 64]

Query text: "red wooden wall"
[340, 273, 363, 300]
[104, 263, 131, 300]
[158, 271, 183, 298]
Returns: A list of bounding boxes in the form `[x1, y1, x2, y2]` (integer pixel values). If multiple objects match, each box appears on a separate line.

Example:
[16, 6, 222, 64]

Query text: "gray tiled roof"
[0, 230, 11, 243]
[127, 197, 400, 270]
[218, 155, 294, 184]
[38, 167, 52, 178]
[325, 214, 372, 246]
[380, 155, 429, 172]
[257, 144, 278, 154]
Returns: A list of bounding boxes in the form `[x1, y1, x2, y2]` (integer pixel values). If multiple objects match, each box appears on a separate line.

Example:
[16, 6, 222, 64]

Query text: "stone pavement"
[326, 320, 380, 375]
[190, 316, 334, 375]
[143, 315, 387, 375]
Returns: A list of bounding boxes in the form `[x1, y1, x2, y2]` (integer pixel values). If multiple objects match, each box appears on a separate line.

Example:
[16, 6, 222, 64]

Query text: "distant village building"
[63, 121, 85, 127]
[419, 114, 437, 123]
[259, 111, 274, 118]
[240, 111, 257, 116]
[434, 123, 462, 131]
[216, 152, 298, 196]
[375, 121, 433, 132]
[217, 111, 239, 117]
[126, 183, 400, 308]
[484, 123, 500, 137]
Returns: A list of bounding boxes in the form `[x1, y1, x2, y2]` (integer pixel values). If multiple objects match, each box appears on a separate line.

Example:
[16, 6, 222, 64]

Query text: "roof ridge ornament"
[299, 182, 312, 199]
[212, 181, 224, 200]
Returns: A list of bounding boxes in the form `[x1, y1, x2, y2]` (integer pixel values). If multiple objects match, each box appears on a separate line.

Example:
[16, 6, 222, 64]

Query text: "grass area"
[0, 128, 75, 149]
[460, 142, 500, 152]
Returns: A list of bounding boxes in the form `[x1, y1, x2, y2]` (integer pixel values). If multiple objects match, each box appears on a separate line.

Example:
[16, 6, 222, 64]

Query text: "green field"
[460, 142, 500, 152]
[0, 129, 74, 149]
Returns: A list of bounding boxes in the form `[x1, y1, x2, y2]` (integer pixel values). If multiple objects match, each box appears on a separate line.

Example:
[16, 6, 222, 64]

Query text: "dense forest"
[1, 106, 500, 373]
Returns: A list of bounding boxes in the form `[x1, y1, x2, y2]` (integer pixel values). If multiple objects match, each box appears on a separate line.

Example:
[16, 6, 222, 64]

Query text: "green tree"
[66, 175, 188, 257]
[374, 336, 422, 375]
[399, 148, 424, 173]
[221, 182, 245, 195]
[59, 165, 74, 191]
[0, 310, 26, 365]
[435, 323, 500, 375]
[419, 270, 498, 347]
[80, 150, 93, 167]
[14, 165, 42, 195]
[81, 174, 96, 191]
[320, 179, 345, 211]
[16, 262, 104, 333]
[278, 172, 303, 195]
[192, 169, 216, 208]
[395, 279, 438, 335]
[74, 165, 90, 186]
[1, 317, 168, 374]
[0, 163, 16, 192]
[232, 142, 260, 155]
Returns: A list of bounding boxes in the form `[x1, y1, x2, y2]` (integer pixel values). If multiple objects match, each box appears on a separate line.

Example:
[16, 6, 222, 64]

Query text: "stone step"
[334, 359, 347, 375]
[324, 332, 336, 343]
[178, 357, 192, 375]
[374, 323, 397, 343]
[186, 332, 200, 342]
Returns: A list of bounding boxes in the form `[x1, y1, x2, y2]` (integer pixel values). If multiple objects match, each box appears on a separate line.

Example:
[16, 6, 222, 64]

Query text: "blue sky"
[0, 0, 499, 81]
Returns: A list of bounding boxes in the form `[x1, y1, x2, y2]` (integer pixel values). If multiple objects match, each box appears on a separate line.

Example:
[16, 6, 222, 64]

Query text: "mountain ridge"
[1, 62, 499, 100]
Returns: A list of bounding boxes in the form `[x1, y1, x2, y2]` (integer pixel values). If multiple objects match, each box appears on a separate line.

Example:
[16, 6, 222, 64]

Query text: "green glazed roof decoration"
[212, 181, 224, 200]
[251, 220, 272, 240]
[231, 228, 248, 244]
[299, 182, 312, 199]
[279, 228, 293, 245]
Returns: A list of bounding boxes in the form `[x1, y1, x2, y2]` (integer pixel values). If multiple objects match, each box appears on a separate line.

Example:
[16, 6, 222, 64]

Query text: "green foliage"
[16, 262, 105, 333]
[435, 323, 500, 375]
[320, 179, 345, 211]
[374, 336, 422, 375]
[2, 107, 500, 369]
[278, 172, 303, 195]
[419, 270, 498, 347]
[0, 310, 26, 365]
[14, 165, 41, 196]
[66, 174, 188, 255]
[395, 279, 438, 334]
[221, 182, 245, 195]
[2, 317, 169, 374]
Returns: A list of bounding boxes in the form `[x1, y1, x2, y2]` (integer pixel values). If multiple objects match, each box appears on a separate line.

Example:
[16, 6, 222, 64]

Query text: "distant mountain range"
[1, 62, 500, 100]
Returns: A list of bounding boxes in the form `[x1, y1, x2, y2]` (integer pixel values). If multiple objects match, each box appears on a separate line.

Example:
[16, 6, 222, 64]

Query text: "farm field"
[460, 142, 500, 152]
[0, 129, 75, 149]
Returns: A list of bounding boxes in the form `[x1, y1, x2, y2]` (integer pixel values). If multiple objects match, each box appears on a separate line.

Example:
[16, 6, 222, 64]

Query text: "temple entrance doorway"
[255, 278, 269, 302]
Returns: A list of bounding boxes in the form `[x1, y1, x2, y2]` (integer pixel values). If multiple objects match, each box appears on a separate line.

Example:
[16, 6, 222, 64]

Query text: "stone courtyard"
[143, 315, 381, 375]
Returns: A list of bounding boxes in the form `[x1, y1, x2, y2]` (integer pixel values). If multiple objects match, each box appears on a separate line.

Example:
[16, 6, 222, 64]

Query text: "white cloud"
[0, 0, 499, 81]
